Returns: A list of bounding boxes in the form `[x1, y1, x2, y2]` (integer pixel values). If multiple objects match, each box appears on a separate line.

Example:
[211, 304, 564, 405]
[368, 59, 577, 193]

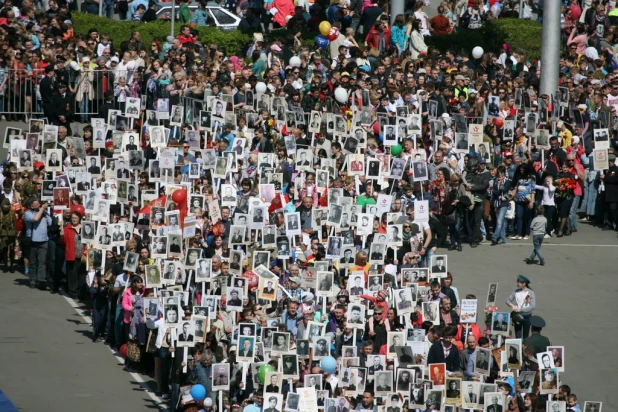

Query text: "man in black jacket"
[39, 65, 55, 120]
[427, 325, 460, 372]
[466, 158, 490, 247]
[51, 83, 74, 135]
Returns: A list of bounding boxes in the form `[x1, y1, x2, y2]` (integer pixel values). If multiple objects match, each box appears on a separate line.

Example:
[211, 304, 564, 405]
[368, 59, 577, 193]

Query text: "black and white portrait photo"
[430, 255, 447, 277]
[412, 161, 428, 182]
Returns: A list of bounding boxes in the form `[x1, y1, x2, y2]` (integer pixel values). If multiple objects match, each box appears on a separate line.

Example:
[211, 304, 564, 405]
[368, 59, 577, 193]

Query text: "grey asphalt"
[0, 273, 165, 411]
[443, 223, 617, 408]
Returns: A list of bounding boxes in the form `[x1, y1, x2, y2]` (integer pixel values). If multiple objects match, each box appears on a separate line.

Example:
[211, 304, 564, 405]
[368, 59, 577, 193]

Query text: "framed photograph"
[445, 378, 462, 404]
[491, 312, 510, 335]
[430, 255, 447, 278]
[368, 243, 385, 264]
[257, 276, 278, 301]
[412, 161, 428, 182]
[462, 381, 480, 408]
[271, 332, 291, 355]
[238, 335, 256, 361]
[394, 288, 414, 315]
[226, 287, 244, 312]
[304, 374, 323, 391]
[474, 347, 491, 376]
[486, 283, 498, 308]
[212, 363, 230, 391]
[386, 331, 405, 360]
[325, 236, 342, 260]
[228, 250, 243, 275]
[505, 339, 522, 369]
[53, 187, 70, 210]
[422, 301, 439, 325]
[345, 304, 365, 328]
[410, 383, 427, 409]
[482, 393, 505, 412]
[164, 302, 180, 326]
[281, 354, 299, 378]
[4, 127, 21, 148]
[374, 371, 393, 396]
[547, 346, 564, 372]
[285, 212, 301, 236]
[383, 125, 398, 146]
[313, 336, 330, 358]
[582, 402, 602, 412]
[284, 393, 300, 412]
[594, 128, 610, 149]
[316, 271, 333, 296]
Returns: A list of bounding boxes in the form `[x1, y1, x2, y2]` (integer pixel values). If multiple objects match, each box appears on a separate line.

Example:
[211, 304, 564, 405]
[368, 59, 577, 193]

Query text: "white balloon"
[289, 56, 301, 67]
[472, 46, 484, 59]
[204, 398, 213, 407]
[255, 82, 267, 93]
[334, 87, 348, 104]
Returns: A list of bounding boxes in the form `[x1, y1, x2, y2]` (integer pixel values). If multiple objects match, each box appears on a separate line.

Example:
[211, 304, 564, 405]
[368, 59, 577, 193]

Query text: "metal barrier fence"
[3, 69, 209, 126]
[3, 68, 158, 120]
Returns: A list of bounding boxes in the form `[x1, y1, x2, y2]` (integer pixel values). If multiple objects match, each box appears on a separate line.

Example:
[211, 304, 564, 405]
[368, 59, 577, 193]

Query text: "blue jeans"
[103, 0, 114, 18]
[515, 314, 532, 339]
[449, 213, 462, 245]
[493, 206, 508, 243]
[570, 195, 581, 229]
[582, 179, 598, 216]
[530, 235, 545, 262]
[515, 203, 532, 237]
[80, 94, 89, 122]
[421, 248, 435, 269]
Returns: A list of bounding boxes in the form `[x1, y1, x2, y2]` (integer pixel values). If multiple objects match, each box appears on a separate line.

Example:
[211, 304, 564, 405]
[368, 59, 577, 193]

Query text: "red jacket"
[365, 27, 391, 51]
[64, 224, 81, 262]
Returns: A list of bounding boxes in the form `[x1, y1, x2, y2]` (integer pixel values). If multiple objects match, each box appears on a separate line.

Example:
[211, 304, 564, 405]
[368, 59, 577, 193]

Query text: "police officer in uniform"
[39, 65, 56, 120]
[523, 316, 551, 356]
[51, 82, 74, 135]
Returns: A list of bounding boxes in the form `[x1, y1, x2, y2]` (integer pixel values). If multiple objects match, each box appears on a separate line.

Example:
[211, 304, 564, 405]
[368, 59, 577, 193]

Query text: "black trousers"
[470, 203, 484, 244]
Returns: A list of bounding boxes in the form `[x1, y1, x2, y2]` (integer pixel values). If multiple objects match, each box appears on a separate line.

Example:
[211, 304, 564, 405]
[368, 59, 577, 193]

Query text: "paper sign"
[414, 200, 429, 222]
[468, 123, 484, 145]
[460, 299, 478, 323]
[297, 387, 318, 412]
[208, 200, 221, 222]
[376, 194, 392, 216]
[183, 216, 196, 237]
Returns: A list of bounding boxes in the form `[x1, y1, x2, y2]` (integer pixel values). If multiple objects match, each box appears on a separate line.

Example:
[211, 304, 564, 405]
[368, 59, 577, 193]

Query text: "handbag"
[511, 311, 524, 325]
[126, 340, 142, 362]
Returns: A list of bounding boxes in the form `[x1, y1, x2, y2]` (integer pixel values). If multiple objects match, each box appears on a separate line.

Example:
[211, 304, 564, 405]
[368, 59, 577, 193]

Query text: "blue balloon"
[191, 384, 207, 402]
[320, 356, 337, 373]
[316, 35, 329, 48]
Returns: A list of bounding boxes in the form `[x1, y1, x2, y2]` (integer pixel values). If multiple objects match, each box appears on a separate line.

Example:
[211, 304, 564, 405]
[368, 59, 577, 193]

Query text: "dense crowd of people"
[0, 0, 615, 411]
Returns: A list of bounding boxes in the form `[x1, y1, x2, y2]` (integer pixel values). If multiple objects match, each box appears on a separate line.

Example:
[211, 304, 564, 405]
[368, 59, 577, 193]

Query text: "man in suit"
[464, 384, 477, 403]
[368, 356, 383, 374]
[116, 159, 130, 179]
[431, 257, 446, 273]
[297, 151, 310, 166]
[127, 186, 137, 202]
[266, 375, 280, 392]
[389, 335, 402, 353]
[262, 280, 275, 296]
[253, 208, 264, 222]
[427, 328, 460, 372]
[396, 372, 411, 391]
[129, 151, 142, 167]
[336, 397, 349, 412]
[349, 306, 363, 324]
[169, 237, 181, 253]
[263, 227, 275, 244]
[77, 179, 90, 191]
[263, 397, 280, 412]
[112, 226, 124, 242]
[375, 373, 391, 392]
[493, 313, 508, 331]
[341, 249, 354, 264]
[231, 230, 244, 244]
[476, 350, 489, 370]
[125, 135, 138, 151]
[397, 290, 412, 310]
[288, 215, 299, 230]
[240, 338, 254, 358]
[228, 290, 242, 306]
[222, 187, 236, 202]
[350, 276, 364, 295]
[385, 126, 396, 142]
[178, 322, 193, 342]
[486, 396, 503, 412]
[370, 245, 384, 261]
[88, 157, 100, 174]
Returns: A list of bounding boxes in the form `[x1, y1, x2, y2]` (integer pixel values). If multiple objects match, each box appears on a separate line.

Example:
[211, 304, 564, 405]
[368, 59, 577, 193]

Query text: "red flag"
[138, 195, 167, 215]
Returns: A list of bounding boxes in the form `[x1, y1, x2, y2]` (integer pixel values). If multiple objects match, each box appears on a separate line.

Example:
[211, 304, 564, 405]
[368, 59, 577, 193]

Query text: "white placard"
[414, 200, 429, 222]
[460, 299, 478, 323]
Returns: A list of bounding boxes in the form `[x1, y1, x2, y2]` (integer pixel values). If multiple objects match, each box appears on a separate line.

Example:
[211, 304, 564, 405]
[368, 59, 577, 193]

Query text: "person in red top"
[364, 21, 391, 53]
[430, 6, 452, 35]
[176, 25, 196, 44]
[64, 210, 83, 299]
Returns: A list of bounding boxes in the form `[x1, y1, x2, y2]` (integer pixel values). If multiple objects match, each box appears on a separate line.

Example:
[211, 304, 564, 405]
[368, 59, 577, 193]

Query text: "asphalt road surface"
[0, 118, 614, 409]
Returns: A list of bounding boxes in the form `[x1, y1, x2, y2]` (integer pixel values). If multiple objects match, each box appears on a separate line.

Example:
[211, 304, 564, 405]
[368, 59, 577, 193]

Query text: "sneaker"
[540, 260, 545, 266]
[544, 234, 551, 239]
[161, 394, 170, 400]
[509, 235, 522, 240]
[479, 239, 489, 244]
[525, 258, 533, 264]
[523, 236, 530, 240]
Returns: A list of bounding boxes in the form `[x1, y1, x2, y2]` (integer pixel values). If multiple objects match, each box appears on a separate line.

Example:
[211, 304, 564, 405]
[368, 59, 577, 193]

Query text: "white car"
[156, 4, 241, 29]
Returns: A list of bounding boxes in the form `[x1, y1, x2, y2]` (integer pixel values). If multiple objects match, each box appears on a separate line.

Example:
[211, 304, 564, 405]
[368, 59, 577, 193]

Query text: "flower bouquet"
[555, 177, 576, 199]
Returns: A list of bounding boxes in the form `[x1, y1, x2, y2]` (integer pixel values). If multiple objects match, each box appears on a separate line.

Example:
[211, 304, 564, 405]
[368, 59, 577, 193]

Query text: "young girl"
[526, 205, 547, 265]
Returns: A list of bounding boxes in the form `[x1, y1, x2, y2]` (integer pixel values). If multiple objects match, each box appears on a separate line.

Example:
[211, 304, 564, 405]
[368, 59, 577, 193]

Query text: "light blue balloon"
[320, 356, 337, 373]
[190, 384, 207, 402]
